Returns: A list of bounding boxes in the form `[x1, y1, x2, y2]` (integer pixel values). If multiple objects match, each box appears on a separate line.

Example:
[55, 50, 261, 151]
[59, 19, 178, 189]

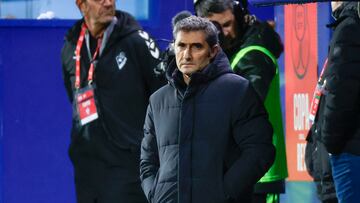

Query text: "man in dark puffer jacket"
[318, 2, 360, 202]
[140, 15, 275, 203]
[194, 1, 287, 202]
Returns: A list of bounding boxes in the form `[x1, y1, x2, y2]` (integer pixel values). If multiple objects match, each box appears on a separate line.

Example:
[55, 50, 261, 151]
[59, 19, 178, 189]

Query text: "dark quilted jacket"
[140, 51, 275, 203]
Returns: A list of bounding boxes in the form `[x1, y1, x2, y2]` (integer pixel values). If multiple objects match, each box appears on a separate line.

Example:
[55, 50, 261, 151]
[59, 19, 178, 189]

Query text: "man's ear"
[209, 44, 219, 59]
[76, 0, 86, 15]
[76, 0, 82, 8]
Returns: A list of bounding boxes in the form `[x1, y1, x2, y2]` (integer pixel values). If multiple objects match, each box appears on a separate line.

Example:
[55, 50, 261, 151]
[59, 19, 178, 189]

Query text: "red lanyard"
[318, 58, 328, 83]
[75, 23, 103, 89]
[309, 58, 328, 123]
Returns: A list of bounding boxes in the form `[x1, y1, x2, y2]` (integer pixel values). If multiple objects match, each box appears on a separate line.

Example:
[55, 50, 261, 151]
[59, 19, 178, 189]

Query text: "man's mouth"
[181, 63, 194, 66]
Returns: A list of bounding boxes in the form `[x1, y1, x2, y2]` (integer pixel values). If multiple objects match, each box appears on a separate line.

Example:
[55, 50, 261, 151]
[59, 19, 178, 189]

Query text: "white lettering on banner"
[81, 100, 91, 108]
[293, 93, 310, 131]
[297, 143, 306, 171]
[298, 133, 305, 140]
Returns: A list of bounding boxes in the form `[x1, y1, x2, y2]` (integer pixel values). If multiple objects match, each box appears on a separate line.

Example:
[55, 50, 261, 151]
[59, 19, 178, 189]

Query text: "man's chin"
[102, 11, 115, 21]
[100, 17, 114, 24]
[180, 68, 195, 76]
[181, 65, 195, 70]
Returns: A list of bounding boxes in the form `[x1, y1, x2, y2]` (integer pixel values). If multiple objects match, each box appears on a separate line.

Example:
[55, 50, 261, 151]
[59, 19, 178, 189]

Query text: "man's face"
[79, 0, 115, 26]
[206, 9, 237, 50]
[174, 30, 217, 77]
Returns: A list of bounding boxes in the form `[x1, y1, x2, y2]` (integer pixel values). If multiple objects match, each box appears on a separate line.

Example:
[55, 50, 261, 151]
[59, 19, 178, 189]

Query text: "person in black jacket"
[316, 2, 360, 202]
[61, 0, 165, 202]
[194, 1, 287, 202]
[140, 15, 275, 203]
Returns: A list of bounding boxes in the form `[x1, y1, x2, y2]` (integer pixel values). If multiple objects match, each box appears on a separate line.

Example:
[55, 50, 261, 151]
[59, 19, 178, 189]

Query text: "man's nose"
[184, 48, 192, 60]
[222, 27, 230, 37]
[103, 0, 113, 6]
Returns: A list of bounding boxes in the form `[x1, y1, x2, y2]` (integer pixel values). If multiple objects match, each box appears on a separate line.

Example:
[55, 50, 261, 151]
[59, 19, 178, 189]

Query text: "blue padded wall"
[0, 20, 76, 203]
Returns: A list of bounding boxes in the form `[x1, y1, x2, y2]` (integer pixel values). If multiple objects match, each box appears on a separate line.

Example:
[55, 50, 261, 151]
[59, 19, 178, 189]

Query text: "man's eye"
[175, 44, 186, 51]
[176, 44, 185, 49]
[193, 44, 203, 49]
[223, 22, 231, 28]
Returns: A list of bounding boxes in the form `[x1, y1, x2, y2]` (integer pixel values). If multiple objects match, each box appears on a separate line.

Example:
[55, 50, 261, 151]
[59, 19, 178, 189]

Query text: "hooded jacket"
[319, 2, 360, 155]
[304, 3, 360, 201]
[228, 21, 283, 100]
[140, 50, 275, 203]
[61, 11, 165, 162]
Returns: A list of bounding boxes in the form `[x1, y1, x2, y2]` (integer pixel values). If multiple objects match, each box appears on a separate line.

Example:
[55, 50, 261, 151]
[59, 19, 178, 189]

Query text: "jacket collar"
[166, 50, 232, 92]
[328, 2, 359, 28]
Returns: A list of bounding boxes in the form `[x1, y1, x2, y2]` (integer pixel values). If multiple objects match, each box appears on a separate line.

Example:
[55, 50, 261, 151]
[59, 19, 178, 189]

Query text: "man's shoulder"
[215, 73, 249, 90]
[208, 73, 253, 107]
[129, 30, 154, 44]
[150, 84, 172, 100]
[113, 10, 142, 37]
[149, 84, 180, 110]
[333, 15, 360, 39]
[64, 19, 83, 43]
[241, 21, 283, 58]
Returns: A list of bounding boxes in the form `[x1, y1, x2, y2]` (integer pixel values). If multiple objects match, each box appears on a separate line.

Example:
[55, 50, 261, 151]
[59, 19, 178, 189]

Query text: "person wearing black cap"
[194, 0, 287, 203]
[61, 0, 165, 202]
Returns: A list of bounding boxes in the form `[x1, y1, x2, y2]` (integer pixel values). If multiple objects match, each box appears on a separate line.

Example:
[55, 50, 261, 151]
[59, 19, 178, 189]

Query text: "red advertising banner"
[284, 4, 318, 181]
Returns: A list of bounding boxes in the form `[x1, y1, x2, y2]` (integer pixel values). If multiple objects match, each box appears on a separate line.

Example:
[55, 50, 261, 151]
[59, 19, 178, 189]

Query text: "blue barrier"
[0, 19, 75, 203]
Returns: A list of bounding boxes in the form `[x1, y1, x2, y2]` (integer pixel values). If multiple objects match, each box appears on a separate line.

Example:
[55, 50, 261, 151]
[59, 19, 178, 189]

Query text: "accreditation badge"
[309, 80, 326, 123]
[75, 85, 98, 126]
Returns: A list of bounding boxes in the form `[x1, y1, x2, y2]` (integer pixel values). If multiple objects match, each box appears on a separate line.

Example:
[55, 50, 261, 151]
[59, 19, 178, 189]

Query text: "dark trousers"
[70, 138, 147, 203]
[69, 124, 147, 203]
[73, 157, 147, 203]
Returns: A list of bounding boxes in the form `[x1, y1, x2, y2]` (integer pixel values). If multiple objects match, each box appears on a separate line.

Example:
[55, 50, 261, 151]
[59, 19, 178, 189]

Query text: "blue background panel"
[0, 20, 74, 203]
[0, 23, 3, 203]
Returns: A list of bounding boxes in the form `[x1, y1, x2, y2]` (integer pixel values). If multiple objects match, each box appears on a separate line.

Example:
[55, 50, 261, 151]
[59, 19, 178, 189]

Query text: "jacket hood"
[166, 50, 232, 89]
[332, 2, 359, 20]
[228, 21, 283, 59]
[329, 2, 359, 28]
[64, 10, 141, 44]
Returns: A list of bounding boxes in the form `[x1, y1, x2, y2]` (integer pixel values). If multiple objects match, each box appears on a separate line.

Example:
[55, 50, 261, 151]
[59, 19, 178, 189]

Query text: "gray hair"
[195, 0, 234, 18]
[172, 15, 219, 47]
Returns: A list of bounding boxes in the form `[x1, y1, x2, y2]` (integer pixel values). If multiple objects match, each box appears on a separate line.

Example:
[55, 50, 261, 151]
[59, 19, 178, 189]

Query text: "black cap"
[171, 10, 192, 28]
